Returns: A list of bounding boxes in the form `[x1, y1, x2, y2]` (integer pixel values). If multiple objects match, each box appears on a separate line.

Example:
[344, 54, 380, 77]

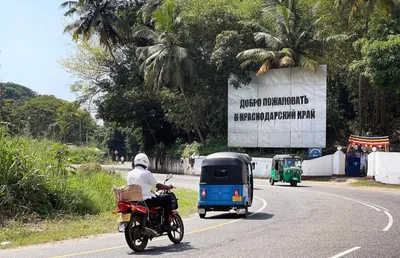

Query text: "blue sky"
[0, 1, 77, 101]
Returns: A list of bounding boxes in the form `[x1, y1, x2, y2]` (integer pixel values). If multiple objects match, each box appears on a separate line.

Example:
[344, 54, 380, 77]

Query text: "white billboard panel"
[228, 65, 327, 148]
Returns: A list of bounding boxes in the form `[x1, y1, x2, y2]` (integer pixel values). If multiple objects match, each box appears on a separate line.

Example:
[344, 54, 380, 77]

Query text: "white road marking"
[383, 211, 393, 231]
[330, 246, 361, 258]
[321, 193, 394, 232]
[228, 196, 267, 222]
[321, 193, 381, 211]
[363, 201, 389, 211]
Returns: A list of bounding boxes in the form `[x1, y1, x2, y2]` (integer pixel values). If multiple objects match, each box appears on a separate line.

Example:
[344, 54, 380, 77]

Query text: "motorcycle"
[114, 174, 184, 252]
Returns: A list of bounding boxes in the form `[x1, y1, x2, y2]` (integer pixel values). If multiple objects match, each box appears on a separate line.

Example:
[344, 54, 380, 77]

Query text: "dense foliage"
[0, 128, 124, 221]
[58, 0, 400, 155]
[0, 83, 102, 147]
[0, 82, 36, 101]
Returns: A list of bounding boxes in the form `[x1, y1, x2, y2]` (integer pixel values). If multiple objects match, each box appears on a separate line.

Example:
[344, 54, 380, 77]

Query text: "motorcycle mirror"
[166, 173, 173, 181]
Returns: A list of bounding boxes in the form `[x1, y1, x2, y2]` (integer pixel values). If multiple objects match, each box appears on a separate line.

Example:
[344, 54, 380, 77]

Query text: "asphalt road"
[1, 171, 400, 258]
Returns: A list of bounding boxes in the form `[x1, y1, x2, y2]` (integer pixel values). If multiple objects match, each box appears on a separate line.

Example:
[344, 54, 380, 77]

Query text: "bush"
[182, 141, 202, 158]
[167, 139, 239, 158]
[0, 128, 124, 222]
[78, 163, 103, 174]
[166, 138, 308, 158]
[58, 168, 124, 215]
[0, 129, 68, 219]
[68, 147, 106, 164]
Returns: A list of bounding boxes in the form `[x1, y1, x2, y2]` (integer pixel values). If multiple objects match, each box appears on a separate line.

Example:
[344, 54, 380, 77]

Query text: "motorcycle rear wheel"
[125, 215, 149, 252]
[168, 213, 184, 244]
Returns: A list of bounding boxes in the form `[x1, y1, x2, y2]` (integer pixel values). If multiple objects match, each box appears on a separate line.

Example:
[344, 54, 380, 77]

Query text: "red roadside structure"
[347, 135, 390, 153]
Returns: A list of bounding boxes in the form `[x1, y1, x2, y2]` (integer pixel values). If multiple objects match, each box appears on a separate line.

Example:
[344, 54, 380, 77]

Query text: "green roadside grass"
[0, 185, 198, 249]
[349, 180, 400, 189]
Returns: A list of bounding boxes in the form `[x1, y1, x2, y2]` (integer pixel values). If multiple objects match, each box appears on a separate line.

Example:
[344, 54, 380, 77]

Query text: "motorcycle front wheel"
[125, 215, 149, 252]
[168, 213, 184, 244]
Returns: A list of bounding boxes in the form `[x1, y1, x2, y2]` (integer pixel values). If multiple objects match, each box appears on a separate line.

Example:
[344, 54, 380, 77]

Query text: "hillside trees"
[59, 0, 400, 153]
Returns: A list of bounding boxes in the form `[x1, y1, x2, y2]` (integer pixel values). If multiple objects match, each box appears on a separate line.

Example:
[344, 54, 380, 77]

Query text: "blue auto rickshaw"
[197, 152, 255, 218]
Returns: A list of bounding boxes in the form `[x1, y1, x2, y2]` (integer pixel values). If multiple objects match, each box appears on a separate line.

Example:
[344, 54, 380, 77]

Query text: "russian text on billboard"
[227, 65, 327, 148]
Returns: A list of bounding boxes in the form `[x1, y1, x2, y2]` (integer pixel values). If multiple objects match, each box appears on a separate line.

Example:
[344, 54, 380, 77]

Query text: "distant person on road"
[126, 153, 173, 231]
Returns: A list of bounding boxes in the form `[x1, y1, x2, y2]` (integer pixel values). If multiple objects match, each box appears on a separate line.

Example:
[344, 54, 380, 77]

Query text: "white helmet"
[134, 153, 150, 168]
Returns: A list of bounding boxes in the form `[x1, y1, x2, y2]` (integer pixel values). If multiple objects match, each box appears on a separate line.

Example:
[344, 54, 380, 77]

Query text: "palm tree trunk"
[105, 41, 120, 67]
[365, 11, 370, 35]
[381, 91, 385, 133]
[144, 119, 158, 145]
[358, 74, 363, 135]
[179, 85, 205, 143]
[357, 6, 372, 136]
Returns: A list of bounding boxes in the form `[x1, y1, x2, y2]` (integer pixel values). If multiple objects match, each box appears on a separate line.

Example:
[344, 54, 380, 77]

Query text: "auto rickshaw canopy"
[200, 152, 252, 185]
[272, 154, 302, 167]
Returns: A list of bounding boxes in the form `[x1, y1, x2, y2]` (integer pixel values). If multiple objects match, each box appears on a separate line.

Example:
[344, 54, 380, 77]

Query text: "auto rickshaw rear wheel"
[238, 204, 248, 218]
[243, 205, 248, 218]
[270, 177, 275, 185]
[290, 180, 298, 187]
[199, 213, 206, 219]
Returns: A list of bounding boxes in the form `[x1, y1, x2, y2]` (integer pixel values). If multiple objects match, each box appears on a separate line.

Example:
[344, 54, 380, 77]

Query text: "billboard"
[228, 65, 327, 148]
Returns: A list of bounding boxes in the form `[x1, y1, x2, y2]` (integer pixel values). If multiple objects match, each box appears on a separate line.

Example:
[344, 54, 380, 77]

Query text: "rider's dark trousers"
[145, 194, 172, 226]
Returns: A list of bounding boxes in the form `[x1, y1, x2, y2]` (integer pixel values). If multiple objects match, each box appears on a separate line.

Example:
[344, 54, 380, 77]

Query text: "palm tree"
[335, 0, 396, 34]
[237, 0, 349, 75]
[134, 1, 205, 143]
[60, 0, 120, 65]
[335, 0, 396, 134]
[137, 0, 163, 25]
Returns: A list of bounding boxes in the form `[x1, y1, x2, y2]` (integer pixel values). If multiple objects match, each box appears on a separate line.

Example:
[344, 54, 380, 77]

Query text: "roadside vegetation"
[0, 187, 197, 249]
[349, 181, 400, 190]
[0, 129, 198, 248]
[68, 147, 108, 164]
[165, 139, 309, 158]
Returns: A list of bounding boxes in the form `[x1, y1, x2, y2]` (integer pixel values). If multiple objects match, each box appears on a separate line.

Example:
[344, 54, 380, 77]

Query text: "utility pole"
[0, 86, 3, 112]
[86, 130, 88, 147]
[79, 119, 82, 146]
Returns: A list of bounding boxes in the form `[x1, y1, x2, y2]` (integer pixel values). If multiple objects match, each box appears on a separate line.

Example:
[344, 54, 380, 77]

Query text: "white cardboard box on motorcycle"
[113, 185, 143, 202]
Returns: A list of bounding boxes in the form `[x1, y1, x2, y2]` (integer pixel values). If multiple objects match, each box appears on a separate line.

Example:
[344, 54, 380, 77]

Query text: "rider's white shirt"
[127, 166, 157, 200]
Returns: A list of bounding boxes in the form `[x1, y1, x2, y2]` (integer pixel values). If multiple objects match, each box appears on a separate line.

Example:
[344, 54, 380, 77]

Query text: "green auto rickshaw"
[270, 154, 303, 186]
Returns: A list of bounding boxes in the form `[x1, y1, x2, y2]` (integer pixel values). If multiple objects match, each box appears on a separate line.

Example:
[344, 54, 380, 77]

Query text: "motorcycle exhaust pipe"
[140, 227, 158, 237]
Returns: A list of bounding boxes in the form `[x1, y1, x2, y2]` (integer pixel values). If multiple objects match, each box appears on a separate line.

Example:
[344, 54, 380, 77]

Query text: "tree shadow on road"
[272, 184, 311, 188]
[128, 241, 196, 255]
[204, 212, 274, 221]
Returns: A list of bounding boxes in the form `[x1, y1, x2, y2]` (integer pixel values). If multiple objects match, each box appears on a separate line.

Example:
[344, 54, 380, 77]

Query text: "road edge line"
[329, 246, 361, 258]
[383, 211, 393, 231]
[320, 193, 381, 211]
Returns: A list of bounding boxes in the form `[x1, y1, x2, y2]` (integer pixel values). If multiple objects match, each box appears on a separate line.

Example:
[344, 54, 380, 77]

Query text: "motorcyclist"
[127, 153, 173, 231]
